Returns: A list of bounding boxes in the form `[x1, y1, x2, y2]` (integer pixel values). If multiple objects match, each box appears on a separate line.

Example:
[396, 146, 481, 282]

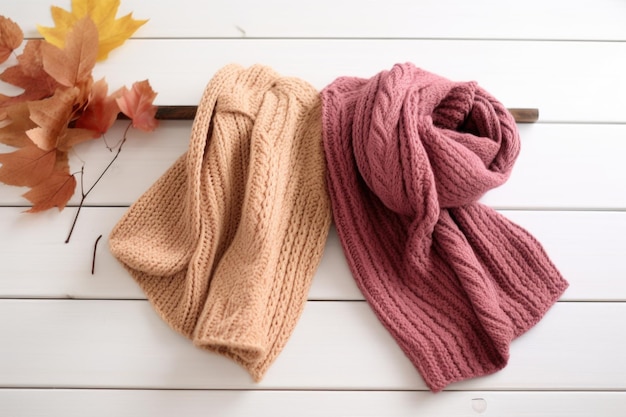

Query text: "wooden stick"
[507, 108, 539, 123]
[119, 106, 539, 123]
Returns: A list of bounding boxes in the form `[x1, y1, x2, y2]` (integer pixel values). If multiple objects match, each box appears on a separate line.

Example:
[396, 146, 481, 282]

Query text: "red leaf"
[0, 40, 60, 107]
[41, 17, 98, 87]
[0, 16, 23, 64]
[75, 78, 120, 134]
[116, 79, 158, 132]
[23, 152, 76, 212]
[0, 144, 56, 187]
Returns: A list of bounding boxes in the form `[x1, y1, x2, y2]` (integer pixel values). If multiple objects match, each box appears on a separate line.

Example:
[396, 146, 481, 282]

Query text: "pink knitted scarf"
[321, 63, 568, 392]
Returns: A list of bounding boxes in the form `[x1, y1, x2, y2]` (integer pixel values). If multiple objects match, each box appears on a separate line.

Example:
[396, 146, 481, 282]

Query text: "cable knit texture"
[109, 64, 331, 381]
[321, 63, 569, 392]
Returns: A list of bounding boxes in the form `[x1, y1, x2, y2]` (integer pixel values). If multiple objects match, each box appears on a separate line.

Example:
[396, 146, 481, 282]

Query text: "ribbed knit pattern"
[321, 63, 569, 392]
[109, 64, 331, 381]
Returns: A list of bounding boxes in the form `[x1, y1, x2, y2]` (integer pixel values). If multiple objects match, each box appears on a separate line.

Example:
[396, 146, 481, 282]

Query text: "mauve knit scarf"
[321, 63, 568, 392]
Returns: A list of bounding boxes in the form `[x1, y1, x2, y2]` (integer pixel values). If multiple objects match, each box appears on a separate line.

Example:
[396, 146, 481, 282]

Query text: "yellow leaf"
[37, 0, 147, 61]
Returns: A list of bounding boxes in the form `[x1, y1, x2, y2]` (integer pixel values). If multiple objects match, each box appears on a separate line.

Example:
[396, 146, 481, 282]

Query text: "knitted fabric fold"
[321, 63, 569, 392]
[109, 64, 331, 380]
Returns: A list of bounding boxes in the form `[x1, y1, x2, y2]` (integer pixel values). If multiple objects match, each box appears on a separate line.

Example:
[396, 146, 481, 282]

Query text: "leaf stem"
[65, 121, 133, 243]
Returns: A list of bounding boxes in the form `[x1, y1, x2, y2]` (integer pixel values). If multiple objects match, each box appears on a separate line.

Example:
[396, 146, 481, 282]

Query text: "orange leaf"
[0, 40, 60, 107]
[0, 144, 56, 187]
[23, 152, 76, 212]
[0, 103, 37, 148]
[116, 80, 158, 132]
[75, 78, 120, 134]
[0, 16, 23, 64]
[41, 16, 98, 87]
[26, 87, 98, 151]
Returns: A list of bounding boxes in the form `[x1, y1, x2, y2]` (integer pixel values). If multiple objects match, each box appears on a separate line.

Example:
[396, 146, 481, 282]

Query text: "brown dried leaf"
[0, 40, 60, 107]
[0, 103, 36, 148]
[0, 16, 23, 64]
[0, 144, 56, 187]
[42, 17, 98, 87]
[23, 152, 76, 212]
[26, 87, 98, 151]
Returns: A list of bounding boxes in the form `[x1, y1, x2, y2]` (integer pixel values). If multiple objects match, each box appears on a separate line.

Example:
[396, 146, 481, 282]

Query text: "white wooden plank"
[2, 390, 626, 417]
[0, 207, 144, 299]
[0, 207, 623, 301]
[0, 208, 625, 301]
[2, 40, 625, 122]
[5, 0, 626, 40]
[1, 0, 622, 408]
[500, 211, 626, 302]
[2, 124, 626, 208]
[482, 124, 626, 209]
[0, 300, 623, 390]
[88, 40, 626, 123]
[0, 121, 189, 207]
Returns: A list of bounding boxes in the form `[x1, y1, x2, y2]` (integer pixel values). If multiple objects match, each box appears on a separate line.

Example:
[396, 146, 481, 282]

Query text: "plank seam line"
[1, 387, 625, 393]
[0, 298, 623, 304]
[22, 36, 626, 43]
[538, 121, 626, 125]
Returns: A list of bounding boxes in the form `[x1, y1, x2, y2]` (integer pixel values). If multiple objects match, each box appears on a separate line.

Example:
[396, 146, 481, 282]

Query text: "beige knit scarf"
[109, 64, 331, 380]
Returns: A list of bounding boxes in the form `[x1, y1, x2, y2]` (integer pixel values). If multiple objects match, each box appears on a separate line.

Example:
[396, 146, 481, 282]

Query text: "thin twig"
[91, 234, 103, 275]
[65, 121, 133, 243]
[69, 143, 87, 165]
[79, 164, 85, 197]
[102, 132, 113, 151]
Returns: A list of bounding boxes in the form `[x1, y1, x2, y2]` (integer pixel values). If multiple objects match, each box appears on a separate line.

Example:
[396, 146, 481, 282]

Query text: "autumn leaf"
[26, 87, 98, 151]
[0, 143, 56, 187]
[41, 17, 98, 88]
[0, 103, 37, 148]
[75, 78, 120, 134]
[116, 80, 158, 132]
[0, 40, 60, 107]
[23, 151, 76, 212]
[38, 0, 147, 61]
[0, 16, 23, 64]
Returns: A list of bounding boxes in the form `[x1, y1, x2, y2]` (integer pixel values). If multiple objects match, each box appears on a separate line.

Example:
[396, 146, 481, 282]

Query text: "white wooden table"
[1, 1, 626, 415]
